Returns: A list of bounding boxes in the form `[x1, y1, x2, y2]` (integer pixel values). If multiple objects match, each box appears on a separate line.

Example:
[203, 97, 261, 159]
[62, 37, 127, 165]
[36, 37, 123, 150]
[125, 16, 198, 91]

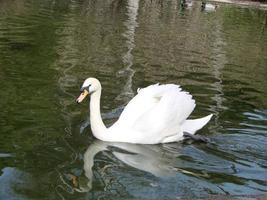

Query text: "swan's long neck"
[90, 89, 107, 139]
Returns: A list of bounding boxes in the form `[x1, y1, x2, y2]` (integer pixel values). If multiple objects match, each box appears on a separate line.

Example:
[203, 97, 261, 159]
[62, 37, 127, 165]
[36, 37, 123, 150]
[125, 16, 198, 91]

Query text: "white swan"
[76, 78, 213, 144]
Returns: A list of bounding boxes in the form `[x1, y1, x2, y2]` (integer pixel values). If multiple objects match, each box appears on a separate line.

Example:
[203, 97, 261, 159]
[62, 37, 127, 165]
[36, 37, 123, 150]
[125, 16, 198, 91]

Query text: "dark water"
[0, 0, 267, 199]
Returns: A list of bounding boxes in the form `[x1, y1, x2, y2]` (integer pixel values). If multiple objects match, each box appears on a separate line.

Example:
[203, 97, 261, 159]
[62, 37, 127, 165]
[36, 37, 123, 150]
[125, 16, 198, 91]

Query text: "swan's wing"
[116, 83, 164, 127]
[116, 84, 196, 138]
[131, 84, 196, 137]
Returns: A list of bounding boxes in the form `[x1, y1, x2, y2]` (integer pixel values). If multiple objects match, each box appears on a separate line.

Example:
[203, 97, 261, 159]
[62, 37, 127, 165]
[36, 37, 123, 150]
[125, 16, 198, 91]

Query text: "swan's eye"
[80, 84, 91, 92]
[88, 84, 91, 89]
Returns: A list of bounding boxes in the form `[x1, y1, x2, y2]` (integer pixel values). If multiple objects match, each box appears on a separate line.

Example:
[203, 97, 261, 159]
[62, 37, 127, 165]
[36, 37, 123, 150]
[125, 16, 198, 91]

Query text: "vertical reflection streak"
[209, 18, 227, 131]
[116, 0, 140, 102]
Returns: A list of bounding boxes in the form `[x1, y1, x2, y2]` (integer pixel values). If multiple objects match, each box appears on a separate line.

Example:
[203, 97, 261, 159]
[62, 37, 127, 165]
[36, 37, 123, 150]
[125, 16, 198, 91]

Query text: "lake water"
[0, 0, 267, 199]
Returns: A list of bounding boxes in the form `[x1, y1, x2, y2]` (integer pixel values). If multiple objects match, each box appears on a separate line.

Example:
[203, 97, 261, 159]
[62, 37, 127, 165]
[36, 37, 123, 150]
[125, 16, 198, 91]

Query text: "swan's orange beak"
[76, 90, 89, 103]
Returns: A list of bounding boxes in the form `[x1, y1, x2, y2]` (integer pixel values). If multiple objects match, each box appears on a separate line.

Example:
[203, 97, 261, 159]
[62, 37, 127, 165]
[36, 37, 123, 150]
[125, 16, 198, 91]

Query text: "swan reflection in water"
[71, 140, 203, 193]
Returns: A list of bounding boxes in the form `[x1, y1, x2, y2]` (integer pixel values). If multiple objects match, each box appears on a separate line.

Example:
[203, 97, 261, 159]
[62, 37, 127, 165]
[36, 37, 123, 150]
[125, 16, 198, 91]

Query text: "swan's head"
[76, 78, 101, 103]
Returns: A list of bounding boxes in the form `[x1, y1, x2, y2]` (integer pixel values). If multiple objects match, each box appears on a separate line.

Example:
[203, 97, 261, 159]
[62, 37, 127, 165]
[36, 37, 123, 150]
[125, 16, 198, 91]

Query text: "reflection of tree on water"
[209, 18, 227, 131]
[116, 0, 140, 102]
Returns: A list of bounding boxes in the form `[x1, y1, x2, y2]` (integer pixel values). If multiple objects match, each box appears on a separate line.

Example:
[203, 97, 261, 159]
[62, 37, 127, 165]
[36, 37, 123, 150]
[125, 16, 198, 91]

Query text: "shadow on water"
[0, 0, 267, 199]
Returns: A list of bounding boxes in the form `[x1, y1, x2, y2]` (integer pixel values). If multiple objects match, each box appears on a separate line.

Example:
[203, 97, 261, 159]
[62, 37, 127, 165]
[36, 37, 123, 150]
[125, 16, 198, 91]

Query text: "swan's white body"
[77, 78, 213, 144]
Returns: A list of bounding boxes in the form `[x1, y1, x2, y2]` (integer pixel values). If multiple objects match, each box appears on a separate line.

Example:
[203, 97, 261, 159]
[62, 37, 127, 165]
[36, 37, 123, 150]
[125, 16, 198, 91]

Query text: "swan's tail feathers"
[182, 114, 213, 134]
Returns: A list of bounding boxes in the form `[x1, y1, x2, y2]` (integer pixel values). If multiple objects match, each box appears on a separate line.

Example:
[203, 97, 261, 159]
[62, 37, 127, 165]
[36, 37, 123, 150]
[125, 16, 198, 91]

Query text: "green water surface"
[0, 0, 267, 199]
